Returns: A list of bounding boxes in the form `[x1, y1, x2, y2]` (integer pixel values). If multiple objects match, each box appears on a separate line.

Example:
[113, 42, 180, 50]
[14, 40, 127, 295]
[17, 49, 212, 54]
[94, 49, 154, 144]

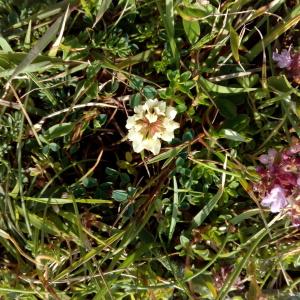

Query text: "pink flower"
[272, 49, 292, 69]
[261, 185, 288, 213]
[286, 143, 300, 155]
[258, 148, 277, 165]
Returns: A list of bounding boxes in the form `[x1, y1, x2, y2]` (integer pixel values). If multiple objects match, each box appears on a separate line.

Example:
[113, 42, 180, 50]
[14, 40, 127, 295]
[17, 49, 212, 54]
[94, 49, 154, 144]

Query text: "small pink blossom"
[261, 185, 288, 213]
[287, 144, 300, 155]
[255, 143, 300, 224]
[258, 148, 277, 165]
[272, 49, 292, 69]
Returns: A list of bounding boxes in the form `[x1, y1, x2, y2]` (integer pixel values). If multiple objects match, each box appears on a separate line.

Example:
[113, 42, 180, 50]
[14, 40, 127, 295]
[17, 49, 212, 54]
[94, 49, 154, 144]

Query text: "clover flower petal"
[126, 99, 180, 155]
[166, 106, 177, 120]
[143, 138, 161, 155]
[126, 116, 137, 129]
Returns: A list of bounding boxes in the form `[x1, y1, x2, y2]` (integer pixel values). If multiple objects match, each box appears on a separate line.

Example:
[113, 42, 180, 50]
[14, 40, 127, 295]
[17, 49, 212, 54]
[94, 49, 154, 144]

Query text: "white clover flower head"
[261, 185, 288, 213]
[272, 49, 292, 69]
[126, 99, 180, 155]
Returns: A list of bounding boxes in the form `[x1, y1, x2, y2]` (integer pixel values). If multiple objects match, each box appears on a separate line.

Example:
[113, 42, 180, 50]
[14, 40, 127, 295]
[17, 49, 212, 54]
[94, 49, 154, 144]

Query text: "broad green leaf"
[177, 4, 216, 22]
[267, 75, 293, 93]
[82, 177, 98, 188]
[237, 74, 260, 88]
[217, 129, 250, 142]
[221, 115, 250, 131]
[9, 182, 20, 199]
[176, 102, 187, 113]
[182, 129, 194, 141]
[198, 77, 256, 94]
[192, 32, 216, 50]
[229, 25, 240, 63]
[112, 190, 128, 202]
[214, 97, 237, 119]
[143, 85, 157, 99]
[182, 19, 200, 44]
[177, 6, 206, 20]
[0, 35, 13, 52]
[130, 93, 142, 108]
[180, 235, 190, 247]
[180, 71, 192, 81]
[229, 209, 261, 225]
[85, 81, 98, 98]
[43, 122, 75, 141]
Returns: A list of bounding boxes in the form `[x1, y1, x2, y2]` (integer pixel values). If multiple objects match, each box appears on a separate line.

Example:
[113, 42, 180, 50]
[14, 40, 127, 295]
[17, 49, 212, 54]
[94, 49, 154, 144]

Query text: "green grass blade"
[229, 24, 240, 63]
[198, 76, 256, 94]
[93, 0, 112, 28]
[247, 12, 300, 61]
[189, 185, 224, 229]
[168, 176, 179, 242]
[21, 197, 112, 205]
[156, 0, 179, 65]
[0, 35, 13, 52]
[27, 73, 58, 106]
[9, 15, 63, 80]
[217, 215, 281, 300]
[54, 231, 124, 281]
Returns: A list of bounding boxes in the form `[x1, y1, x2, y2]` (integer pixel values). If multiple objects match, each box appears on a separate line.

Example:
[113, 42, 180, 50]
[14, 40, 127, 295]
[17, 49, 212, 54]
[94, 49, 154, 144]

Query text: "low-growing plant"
[0, 0, 299, 299]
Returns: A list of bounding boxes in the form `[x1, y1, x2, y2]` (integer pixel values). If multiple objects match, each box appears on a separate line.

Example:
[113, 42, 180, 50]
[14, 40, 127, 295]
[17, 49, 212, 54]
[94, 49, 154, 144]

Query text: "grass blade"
[156, 0, 179, 65]
[198, 76, 256, 94]
[9, 15, 63, 80]
[168, 176, 179, 242]
[217, 215, 281, 300]
[247, 12, 300, 61]
[93, 0, 112, 28]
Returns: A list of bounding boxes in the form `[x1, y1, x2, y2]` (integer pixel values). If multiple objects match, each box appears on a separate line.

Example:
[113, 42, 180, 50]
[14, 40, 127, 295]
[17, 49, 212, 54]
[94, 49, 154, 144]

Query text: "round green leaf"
[112, 190, 128, 202]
